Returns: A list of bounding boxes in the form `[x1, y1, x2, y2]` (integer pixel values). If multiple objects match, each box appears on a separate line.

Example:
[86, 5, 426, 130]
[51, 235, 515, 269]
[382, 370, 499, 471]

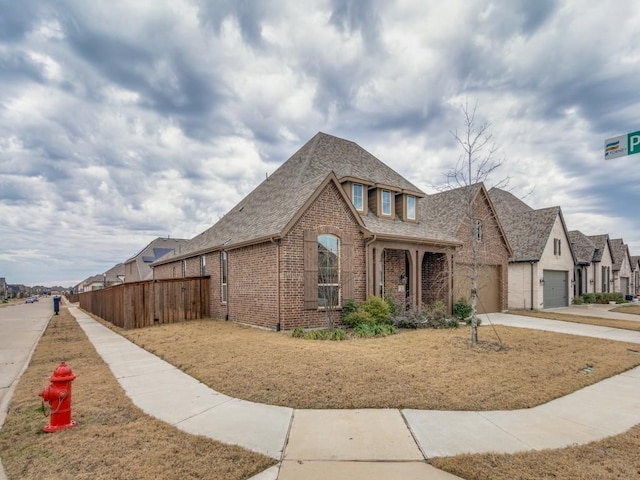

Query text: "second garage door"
[454, 264, 501, 314]
[543, 270, 568, 308]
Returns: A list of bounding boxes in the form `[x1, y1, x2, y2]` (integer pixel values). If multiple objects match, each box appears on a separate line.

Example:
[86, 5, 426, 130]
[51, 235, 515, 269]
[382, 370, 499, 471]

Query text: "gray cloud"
[1, 0, 639, 286]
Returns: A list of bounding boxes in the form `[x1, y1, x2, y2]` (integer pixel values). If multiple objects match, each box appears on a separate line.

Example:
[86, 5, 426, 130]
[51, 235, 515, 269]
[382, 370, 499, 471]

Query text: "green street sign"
[605, 130, 640, 160]
[629, 130, 640, 156]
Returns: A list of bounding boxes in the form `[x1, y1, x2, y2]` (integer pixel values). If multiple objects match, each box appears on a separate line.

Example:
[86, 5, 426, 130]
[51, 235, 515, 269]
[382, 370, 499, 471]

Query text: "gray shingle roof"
[587, 234, 610, 263]
[156, 132, 464, 264]
[489, 188, 563, 262]
[569, 230, 596, 265]
[631, 255, 640, 270]
[609, 238, 629, 272]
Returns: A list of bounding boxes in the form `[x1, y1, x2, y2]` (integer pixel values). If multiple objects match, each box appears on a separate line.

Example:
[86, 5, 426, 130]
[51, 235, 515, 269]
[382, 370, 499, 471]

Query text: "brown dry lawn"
[0, 307, 275, 480]
[113, 317, 640, 411]
[612, 304, 640, 315]
[510, 309, 640, 332]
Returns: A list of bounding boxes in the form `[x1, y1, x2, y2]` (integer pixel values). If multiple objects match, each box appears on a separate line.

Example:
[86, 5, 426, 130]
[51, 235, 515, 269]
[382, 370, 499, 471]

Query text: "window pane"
[382, 190, 391, 215]
[318, 285, 339, 307]
[407, 195, 416, 220]
[353, 184, 363, 210]
[318, 234, 340, 307]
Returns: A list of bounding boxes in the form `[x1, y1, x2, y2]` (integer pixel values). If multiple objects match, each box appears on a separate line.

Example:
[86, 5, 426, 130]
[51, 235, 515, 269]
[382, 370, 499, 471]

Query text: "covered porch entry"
[366, 239, 457, 313]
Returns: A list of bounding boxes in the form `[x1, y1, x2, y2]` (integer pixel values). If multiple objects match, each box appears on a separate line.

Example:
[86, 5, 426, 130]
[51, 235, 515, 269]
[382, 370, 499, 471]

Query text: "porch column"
[447, 252, 453, 314]
[416, 249, 423, 310]
[409, 249, 419, 310]
[373, 246, 383, 298]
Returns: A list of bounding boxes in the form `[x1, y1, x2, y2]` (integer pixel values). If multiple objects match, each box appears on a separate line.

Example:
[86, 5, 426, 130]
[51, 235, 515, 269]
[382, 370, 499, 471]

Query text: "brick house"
[153, 133, 510, 330]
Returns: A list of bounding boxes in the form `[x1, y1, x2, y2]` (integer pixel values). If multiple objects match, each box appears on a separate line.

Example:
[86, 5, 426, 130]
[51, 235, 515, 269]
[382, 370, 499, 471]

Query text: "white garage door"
[543, 270, 568, 308]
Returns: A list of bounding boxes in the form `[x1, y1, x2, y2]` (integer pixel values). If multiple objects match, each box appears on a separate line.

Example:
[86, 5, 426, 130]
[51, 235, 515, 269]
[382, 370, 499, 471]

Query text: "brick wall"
[422, 252, 448, 305]
[453, 190, 510, 311]
[228, 242, 279, 329]
[384, 249, 407, 307]
[279, 182, 366, 330]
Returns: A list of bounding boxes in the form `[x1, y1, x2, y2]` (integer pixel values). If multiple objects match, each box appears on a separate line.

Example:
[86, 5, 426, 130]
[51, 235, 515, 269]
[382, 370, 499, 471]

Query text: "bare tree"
[446, 99, 507, 345]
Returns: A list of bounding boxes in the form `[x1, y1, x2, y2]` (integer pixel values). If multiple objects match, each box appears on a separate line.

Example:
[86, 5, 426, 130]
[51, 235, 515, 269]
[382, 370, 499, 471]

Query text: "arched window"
[318, 234, 340, 307]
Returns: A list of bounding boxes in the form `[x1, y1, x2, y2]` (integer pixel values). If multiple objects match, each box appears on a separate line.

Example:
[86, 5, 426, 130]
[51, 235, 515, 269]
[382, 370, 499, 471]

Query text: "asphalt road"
[0, 298, 52, 426]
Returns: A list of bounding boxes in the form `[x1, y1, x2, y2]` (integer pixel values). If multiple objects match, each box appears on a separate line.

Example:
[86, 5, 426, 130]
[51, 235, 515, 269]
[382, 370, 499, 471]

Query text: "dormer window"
[407, 195, 416, 220]
[382, 190, 392, 216]
[352, 183, 364, 211]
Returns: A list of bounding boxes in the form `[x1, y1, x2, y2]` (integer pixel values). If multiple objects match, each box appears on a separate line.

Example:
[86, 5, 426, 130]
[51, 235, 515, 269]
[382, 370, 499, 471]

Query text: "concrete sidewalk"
[70, 307, 640, 480]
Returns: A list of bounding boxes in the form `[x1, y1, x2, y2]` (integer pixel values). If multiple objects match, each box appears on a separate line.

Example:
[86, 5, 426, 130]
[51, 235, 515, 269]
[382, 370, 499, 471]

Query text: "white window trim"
[407, 195, 416, 220]
[352, 183, 364, 211]
[381, 190, 392, 216]
[317, 234, 341, 309]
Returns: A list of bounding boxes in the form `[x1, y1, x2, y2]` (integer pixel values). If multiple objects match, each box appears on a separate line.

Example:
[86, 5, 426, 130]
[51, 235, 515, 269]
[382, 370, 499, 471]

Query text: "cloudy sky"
[1, 0, 639, 287]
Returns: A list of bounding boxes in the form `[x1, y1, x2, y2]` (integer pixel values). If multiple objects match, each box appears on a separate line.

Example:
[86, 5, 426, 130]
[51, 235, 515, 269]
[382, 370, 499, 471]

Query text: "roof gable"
[610, 238, 631, 272]
[155, 132, 432, 264]
[569, 230, 596, 265]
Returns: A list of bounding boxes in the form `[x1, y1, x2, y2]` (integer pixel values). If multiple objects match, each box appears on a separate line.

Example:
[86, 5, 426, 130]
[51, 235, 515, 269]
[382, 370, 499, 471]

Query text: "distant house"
[77, 263, 126, 292]
[124, 237, 188, 282]
[568, 230, 597, 297]
[489, 188, 576, 309]
[586, 234, 615, 294]
[0, 277, 7, 301]
[152, 132, 510, 330]
[610, 239, 632, 296]
[631, 256, 640, 295]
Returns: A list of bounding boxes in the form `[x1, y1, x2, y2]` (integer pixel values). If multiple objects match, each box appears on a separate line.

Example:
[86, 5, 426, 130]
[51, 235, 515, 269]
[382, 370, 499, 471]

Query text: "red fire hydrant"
[39, 362, 77, 433]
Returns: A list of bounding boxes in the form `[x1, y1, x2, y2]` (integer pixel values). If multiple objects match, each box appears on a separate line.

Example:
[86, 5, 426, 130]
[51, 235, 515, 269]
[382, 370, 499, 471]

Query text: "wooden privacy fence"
[79, 277, 210, 329]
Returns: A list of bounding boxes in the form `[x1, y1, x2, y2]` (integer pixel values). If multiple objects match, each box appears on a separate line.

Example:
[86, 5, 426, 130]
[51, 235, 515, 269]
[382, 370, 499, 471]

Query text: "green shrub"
[343, 309, 375, 328]
[454, 297, 473, 321]
[291, 327, 305, 338]
[581, 293, 596, 304]
[352, 323, 397, 338]
[343, 296, 391, 327]
[330, 328, 347, 341]
[341, 299, 358, 319]
[572, 296, 584, 305]
[306, 329, 331, 340]
[361, 296, 391, 325]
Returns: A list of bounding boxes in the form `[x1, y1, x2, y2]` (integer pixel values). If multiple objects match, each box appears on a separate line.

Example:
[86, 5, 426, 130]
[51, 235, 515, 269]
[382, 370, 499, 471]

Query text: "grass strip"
[0, 307, 275, 480]
[510, 309, 640, 332]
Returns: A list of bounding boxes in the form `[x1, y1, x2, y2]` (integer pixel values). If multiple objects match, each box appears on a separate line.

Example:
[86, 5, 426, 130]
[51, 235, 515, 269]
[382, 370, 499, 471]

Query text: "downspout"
[271, 237, 281, 331]
[530, 261, 535, 310]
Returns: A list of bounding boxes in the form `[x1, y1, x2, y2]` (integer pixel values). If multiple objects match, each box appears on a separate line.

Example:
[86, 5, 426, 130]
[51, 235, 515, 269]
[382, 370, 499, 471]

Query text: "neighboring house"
[489, 188, 576, 309]
[610, 239, 632, 295]
[78, 263, 126, 292]
[124, 237, 188, 282]
[153, 132, 511, 330]
[0, 277, 7, 301]
[587, 234, 615, 294]
[568, 230, 597, 297]
[630, 256, 640, 295]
